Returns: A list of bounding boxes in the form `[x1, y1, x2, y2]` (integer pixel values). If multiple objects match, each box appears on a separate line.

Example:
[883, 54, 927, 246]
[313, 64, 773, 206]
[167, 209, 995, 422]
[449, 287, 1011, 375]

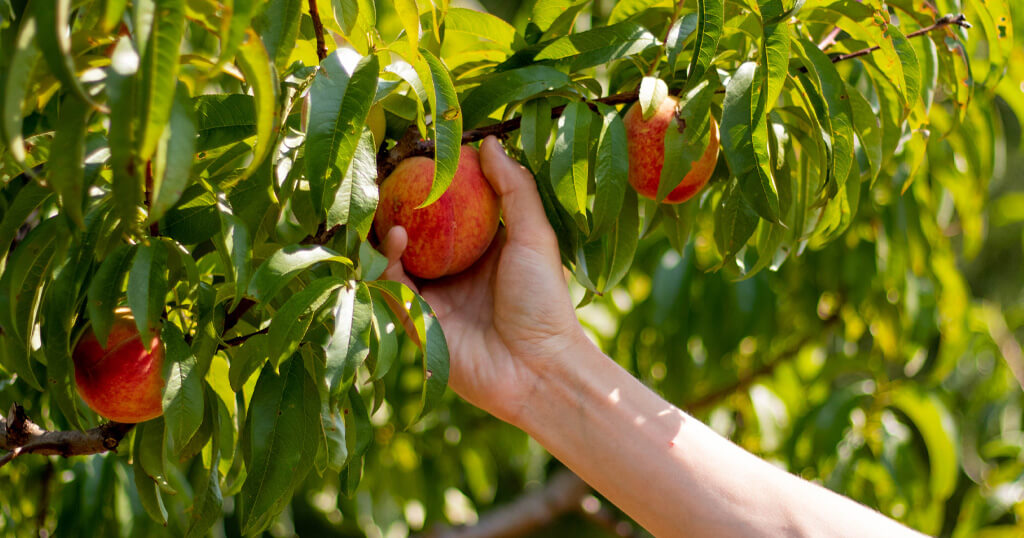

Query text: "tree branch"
[823, 13, 970, 65]
[307, 0, 328, 63]
[0, 404, 134, 468]
[378, 14, 969, 180]
[418, 469, 590, 538]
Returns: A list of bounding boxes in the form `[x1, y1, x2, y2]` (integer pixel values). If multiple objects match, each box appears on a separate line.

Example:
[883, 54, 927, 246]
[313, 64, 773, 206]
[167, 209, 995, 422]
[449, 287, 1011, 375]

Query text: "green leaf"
[193, 94, 257, 151]
[459, 65, 570, 129]
[43, 214, 105, 428]
[538, 0, 589, 39]
[219, 0, 259, 65]
[217, 207, 253, 308]
[608, 0, 663, 24]
[441, 7, 519, 52]
[759, 20, 790, 111]
[234, 32, 280, 183]
[358, 241, 388, 281]
[184, 394, 223, 538]
[890, 387, 959, 503]
[324, 282, 372, 397]
[107, 37, 142, 229]
[306, 51, 380, 217]
[792, 36, 855, 194]
[240, 357, 321, 535]
[86, 243, 137, 345]
[661, 202, 696, 254]
[161, 321, 204, 456]
[136, 417, 175, 494]
[3, 14, 41, 170]
[127, 241, 168, 344]
[136, 0, 186, 162]
[159, 185, 219, 244]
[714, 180, 759, 260]
[0, 219, 68, 391]
[550, 101, 593, 233]
[267, 277, 343, 367]
[846, 82, 882, 183]
[48, 95, 91, 228]
[254, 0, 302, 71]
[343, 383, 371, 465]
[531, 0, 587, 34]
[638, 76, 668, 121]
[591, 103, 628, 239]
[133, 421, 169, 525]
[320, 403, 348, 472]
[686, 0, 724, 88]
[521, 97, 554, 173]
[228, 333, 270, 392]
[368, 293, 398, 381]
[658, 78, 716, 203]
[34, 0, 101, 111]
[666, 14, 698, 74]
[394, 0, 420, 50]
[603, 189, 639, 291]
[533, 21, 660, 71]
[149, 83, 197, 223]
[367, 281, 449, 426]
[888, 25, 921, 110]
[326, 130, 379, 240]
[418, 49, 462, 208]
[101, 0, 128, 32]
[0, 182, 51, 263]
[720, 62, 779, 223]
[248, 245, 350, 303]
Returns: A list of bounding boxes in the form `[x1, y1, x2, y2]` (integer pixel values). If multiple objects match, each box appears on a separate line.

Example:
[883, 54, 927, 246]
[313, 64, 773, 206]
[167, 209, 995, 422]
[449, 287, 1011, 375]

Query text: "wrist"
[507, 331, 607, 434]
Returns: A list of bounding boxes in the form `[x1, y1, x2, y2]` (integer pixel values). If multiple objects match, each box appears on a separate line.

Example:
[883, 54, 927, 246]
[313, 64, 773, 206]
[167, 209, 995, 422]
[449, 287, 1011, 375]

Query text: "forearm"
[514, 337, 923, 538]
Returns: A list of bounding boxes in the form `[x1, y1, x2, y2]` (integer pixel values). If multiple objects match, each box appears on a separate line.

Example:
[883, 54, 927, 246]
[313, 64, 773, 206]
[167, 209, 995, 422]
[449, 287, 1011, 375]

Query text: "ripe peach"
[72, 310, 164, 423]
[624, 95, 720, 204]
[374, 145, 500, 279]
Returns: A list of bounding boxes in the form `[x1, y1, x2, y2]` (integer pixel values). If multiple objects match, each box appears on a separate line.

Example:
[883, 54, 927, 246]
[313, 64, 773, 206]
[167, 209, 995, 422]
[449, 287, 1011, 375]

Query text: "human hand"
[379, 136, 587, 425]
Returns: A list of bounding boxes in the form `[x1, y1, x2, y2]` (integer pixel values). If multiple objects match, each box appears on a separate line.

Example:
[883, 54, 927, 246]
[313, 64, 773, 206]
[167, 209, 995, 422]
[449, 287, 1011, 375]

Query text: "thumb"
[478, 136, 557, 250]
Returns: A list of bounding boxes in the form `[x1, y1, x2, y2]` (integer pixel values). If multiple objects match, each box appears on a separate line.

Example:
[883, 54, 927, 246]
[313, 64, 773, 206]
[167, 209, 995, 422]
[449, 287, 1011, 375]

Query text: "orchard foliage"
[0, 0, 1022, 536]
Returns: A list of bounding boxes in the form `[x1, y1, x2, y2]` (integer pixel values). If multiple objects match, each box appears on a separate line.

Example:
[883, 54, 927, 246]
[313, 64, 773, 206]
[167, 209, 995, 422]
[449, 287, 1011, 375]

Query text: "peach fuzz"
[373, 145, 500, 279]
[624, 95, 720, 204]
[73, 311, 165, 423]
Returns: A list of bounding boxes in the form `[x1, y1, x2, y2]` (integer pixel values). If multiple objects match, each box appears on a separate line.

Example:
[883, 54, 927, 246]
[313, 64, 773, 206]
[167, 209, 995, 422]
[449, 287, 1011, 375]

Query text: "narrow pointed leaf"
[137, 0, 186, 162]
[239, 357, 321, 535]
[327, 130, 379, 239]
[324, 282, 372, 396]
[161, 321, 204, 456]
[550, 101, 592, 233]
[306, 51, 379, 216]
[418, 49, 461, 208]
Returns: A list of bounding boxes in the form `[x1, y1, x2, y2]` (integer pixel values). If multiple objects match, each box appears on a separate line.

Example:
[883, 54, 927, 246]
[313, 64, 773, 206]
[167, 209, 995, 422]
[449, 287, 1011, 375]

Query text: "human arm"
[379, 136, 923, 537]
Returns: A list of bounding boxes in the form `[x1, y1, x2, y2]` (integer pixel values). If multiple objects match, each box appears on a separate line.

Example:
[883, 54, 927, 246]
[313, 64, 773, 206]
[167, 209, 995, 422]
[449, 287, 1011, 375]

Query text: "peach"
[374, 145, 500, 279]
[72, 310, 164, 423]
[624, 95, 720, 204]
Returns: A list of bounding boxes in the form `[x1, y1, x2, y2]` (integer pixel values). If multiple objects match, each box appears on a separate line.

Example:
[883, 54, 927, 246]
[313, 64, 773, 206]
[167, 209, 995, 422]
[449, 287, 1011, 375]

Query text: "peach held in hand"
[73, 310, 165, 423]
[374, 145, 501, 279]
[624, 95, 720, 204]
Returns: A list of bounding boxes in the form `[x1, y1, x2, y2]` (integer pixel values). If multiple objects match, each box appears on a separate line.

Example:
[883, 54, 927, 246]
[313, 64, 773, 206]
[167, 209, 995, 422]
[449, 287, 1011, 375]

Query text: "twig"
[0, 404, 134, 468]
[824, 13, 970, 65]
[308, 0, 328, 63]
[220, 326, 269, 349]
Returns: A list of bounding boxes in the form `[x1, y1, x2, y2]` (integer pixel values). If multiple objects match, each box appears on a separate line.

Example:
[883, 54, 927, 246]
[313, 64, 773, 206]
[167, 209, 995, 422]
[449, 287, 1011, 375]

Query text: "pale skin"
[380, 136, 924, 538]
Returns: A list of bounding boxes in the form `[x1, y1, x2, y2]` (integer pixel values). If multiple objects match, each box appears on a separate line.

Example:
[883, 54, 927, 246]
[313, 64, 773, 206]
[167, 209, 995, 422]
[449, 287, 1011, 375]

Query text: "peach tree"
[0, 0, 1021, 536]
